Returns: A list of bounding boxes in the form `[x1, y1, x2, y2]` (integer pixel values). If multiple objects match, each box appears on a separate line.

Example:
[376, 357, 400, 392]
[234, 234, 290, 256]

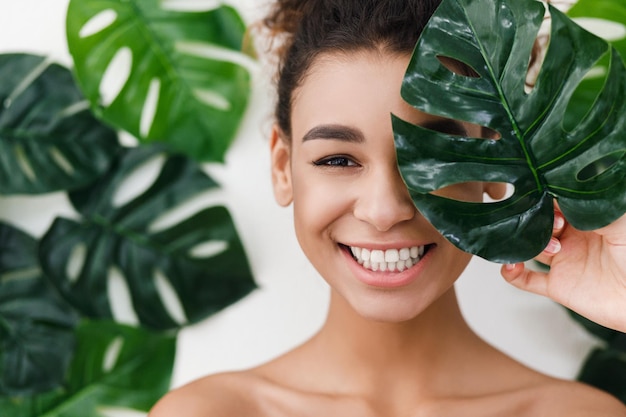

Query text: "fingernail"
[553, 214, 565, 230]
[504, 263, 517, 271]
[546, 238, 561, 254]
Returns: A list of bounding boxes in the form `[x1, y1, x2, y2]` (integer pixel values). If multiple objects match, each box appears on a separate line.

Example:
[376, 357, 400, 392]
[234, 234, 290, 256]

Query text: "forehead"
[289, 50, 482, 140]
[291, 51, 420, 130]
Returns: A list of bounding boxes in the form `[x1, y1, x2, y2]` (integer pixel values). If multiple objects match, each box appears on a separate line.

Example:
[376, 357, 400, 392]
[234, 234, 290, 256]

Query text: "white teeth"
[348, 245, 427, 273]
[370, 250, 385, 263]
[385, 249, 399, 262]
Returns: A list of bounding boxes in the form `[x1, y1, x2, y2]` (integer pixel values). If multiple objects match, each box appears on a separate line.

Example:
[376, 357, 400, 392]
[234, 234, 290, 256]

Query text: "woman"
[150, 0, 626, 414]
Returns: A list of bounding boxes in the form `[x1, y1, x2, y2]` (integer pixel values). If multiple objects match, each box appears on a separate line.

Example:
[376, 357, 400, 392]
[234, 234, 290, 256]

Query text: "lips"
[338, 242, 434, 289]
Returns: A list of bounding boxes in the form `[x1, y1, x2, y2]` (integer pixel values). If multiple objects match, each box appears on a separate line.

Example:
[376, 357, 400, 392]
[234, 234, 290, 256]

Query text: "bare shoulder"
[149, 371, 268, 417]
[529, 379, 626, 416]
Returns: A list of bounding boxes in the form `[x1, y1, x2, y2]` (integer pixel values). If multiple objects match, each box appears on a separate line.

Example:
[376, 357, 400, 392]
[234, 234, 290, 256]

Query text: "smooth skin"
[150, 50, 626, 417]
[502, 209, 626, 333]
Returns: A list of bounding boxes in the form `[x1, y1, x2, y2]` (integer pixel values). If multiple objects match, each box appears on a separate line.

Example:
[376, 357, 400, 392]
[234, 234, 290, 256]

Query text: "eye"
[313, 155, 358, 167]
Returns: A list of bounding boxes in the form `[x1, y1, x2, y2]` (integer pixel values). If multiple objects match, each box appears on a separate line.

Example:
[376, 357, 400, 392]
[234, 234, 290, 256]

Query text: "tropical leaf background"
[40, 145, 256, 330]
[2, 0, 626, 415]
[0, 0, 257, 415]
[0, 223, 78, 397]
[395, 0, 626, 263]
[0, 54, 120, 195]
[1, 320, 176, 417]
[66, 0, 253, 162]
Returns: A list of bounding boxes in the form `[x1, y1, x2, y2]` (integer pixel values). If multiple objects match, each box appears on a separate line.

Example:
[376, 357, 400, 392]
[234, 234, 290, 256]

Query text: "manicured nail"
[546, 237, 561, 254]
[504, 263, 517, 271]
[553, 214, 565, 230]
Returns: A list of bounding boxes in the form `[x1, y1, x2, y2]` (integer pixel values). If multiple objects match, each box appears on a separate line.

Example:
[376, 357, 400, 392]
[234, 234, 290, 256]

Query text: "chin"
[346, 291, 437, 324]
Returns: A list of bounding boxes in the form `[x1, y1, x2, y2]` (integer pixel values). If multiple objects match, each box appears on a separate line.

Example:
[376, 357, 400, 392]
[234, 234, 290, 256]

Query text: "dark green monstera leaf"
[39, 145, 256, 330]
[66, 0, 252, 162]
[0, 54, 119, 195]
[567, 309, 626, 404]
[394, 0, 626, 263]
[1, 320, 175, 417]
[0, 223, 78, 397]
[578, 345, 626, 404]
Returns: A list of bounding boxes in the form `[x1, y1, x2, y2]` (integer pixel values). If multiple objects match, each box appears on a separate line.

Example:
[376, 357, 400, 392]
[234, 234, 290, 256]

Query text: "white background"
[0, 0, 605, 402]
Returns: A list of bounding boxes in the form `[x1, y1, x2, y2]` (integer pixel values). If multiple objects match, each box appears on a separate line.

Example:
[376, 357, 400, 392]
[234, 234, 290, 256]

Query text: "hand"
[501, 206, 626, 333]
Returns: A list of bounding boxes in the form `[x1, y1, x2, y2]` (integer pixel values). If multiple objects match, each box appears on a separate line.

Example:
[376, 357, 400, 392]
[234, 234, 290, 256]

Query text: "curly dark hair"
[263, 0, 443, 138]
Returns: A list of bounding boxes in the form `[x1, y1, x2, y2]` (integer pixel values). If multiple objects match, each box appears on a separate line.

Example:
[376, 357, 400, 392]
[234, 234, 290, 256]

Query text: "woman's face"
[271, 51, 499, 322]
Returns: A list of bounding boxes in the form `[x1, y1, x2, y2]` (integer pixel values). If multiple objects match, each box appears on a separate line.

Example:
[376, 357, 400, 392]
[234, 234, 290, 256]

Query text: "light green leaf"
[395, 0, 626, 262]
[565, 0, 626, 130]
[66, 0, 253, 162]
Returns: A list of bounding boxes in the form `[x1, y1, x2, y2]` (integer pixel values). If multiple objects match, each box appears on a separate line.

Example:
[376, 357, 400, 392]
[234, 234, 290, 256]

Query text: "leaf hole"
[148, 189, 224, 233]
[140, 78, 161, 138]
[107, 267, 139, 326]
[175, 41, 257, 71]
[193, 88, 231, 111]
[79, 9, 118, 38]
[100, 47, 132, 107]
[154, 269, 187, 326]
[188, 240, 228, 259]
[576, 152, 623, 182]
[161, 0, 221, 12]
[66, 243, 87, 284]
[98, 408, 146, 417]
[49, 146, 75, 176]
[563, 53, 611, 132]
[14, 144, 36, 182]
[102, 336, 123, 373]
[526, 5, 551, 94]
[421, 117, 500, 140]
[573, 17, 626, 42]
[437, 56, 480, 78]
[484, 183, 514, 203]
[433, 182, 514, 203]
[112, 153, 166, 208]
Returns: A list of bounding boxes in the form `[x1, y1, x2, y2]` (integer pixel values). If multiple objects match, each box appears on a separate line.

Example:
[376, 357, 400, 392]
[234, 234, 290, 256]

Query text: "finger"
[532, 237, 562, 266]
[552, 210, 565, 238]
[501, 263, 549, 297]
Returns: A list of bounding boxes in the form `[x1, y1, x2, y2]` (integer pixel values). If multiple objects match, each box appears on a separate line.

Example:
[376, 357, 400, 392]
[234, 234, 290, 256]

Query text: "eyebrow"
[420, 119, 468, 136]
[301, 124, 365, 143]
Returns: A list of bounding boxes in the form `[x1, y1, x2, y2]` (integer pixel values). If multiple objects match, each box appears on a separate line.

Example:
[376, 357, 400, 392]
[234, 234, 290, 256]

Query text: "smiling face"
[270, 50, 498, 322]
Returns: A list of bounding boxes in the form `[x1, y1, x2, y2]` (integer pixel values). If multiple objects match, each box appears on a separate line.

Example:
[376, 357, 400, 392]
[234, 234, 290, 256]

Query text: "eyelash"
[312, 155, 359, 168]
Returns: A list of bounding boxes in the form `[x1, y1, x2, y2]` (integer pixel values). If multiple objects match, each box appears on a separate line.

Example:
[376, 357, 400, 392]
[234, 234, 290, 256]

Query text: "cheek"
[290, 170, 353, 242]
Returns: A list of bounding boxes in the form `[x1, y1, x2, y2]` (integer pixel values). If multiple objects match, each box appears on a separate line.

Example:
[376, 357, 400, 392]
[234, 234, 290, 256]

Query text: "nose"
[353, 164, 416, 232]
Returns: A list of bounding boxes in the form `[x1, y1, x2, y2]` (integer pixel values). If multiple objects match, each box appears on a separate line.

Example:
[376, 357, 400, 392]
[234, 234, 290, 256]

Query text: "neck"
[307, 287, 486, 399]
